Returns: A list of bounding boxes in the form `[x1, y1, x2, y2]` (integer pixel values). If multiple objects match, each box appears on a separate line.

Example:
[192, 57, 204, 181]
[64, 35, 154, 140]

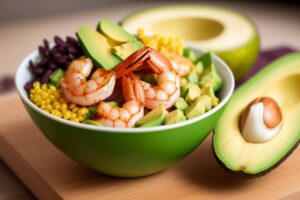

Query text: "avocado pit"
[239, 97, 283, 143]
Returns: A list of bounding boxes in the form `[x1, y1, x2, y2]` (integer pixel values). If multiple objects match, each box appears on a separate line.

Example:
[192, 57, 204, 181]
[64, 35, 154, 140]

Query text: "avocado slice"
[174, 97, 189, 111]
[98, 19, 136, 43]
[135, 105, 168, 127]
[97, 19, 142, 60]
[213, 53, 300, 176]
[76, 25, 121, 70]
[164, 110, 187, 125]
[112, 40, 143, 60]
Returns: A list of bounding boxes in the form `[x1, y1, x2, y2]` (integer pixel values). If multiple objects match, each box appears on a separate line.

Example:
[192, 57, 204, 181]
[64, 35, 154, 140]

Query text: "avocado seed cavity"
[239, 97, 283, 143]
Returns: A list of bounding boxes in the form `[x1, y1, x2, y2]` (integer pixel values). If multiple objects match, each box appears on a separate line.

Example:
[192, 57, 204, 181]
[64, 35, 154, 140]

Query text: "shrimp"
[162, 51, 193, 77]
[60, 56, 116, 106]
[94, 73, 145, 128]
[114, 46, 180, 110]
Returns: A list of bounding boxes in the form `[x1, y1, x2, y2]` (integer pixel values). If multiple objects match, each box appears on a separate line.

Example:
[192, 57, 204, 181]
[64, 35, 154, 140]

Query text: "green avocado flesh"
[98, 19, 142, 60]
[135, 105, 168, 127]
[112, 40, 142, 60]
[98, 19, 137, 43]
[120, 5, 260, 81]
[213, 53, 300, 175]
[164, 110, 186, 125]
[76, 25, 121, 70]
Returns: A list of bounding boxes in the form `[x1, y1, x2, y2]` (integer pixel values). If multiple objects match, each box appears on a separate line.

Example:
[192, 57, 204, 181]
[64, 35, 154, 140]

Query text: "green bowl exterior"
[22, 98, 225, 177]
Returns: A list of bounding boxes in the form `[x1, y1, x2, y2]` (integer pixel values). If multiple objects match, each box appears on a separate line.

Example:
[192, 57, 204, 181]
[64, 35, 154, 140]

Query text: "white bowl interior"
[15, 45, 235, 133]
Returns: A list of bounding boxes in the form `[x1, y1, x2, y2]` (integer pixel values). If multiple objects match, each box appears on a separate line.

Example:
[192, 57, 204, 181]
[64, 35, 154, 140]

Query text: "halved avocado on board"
[213, 53, 300, 176]
[121, 5, 260, 81]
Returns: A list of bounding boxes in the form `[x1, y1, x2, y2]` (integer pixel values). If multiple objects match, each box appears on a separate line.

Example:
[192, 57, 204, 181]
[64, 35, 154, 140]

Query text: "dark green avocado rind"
[213, 52, 300, 176]
[212, 133, 299, 177]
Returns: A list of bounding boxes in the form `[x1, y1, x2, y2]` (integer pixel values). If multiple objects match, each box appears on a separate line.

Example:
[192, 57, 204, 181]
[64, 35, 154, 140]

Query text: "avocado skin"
[212, 134, 300, 177]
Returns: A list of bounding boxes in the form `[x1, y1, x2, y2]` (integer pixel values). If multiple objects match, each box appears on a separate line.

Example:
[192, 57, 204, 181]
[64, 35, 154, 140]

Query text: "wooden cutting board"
[0, 93, 299, 200]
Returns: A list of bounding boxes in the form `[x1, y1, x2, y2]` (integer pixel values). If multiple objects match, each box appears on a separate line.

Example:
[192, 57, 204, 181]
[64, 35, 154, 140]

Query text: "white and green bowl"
[15, 45, 234, 177]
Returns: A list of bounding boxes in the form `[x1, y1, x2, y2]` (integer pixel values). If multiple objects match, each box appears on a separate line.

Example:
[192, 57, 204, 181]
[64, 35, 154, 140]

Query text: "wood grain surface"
[0, 94, 299, 200]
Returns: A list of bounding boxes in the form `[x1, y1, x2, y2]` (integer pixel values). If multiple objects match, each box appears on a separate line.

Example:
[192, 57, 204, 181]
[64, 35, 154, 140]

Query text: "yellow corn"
[29, 82, 88, 123]
[137, 28, 185, 56]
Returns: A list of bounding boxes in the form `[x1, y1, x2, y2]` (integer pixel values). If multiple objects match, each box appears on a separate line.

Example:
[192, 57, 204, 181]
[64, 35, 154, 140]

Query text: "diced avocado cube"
[84, 106, 97, 120]
[135, 105, 168, 127]
[200, 64, 223, 92]
[195, 95, 212, 111]
[181, 83, 201, 101]
[107, 101, 118, 107]
[186, 71, 199, 84]
[182, 48, 190, 57]
[164, 110, 187, 125]
[195, 62, 204, 76]
[140, 73, 157, 84]
[182, 48, 197, 63]
[196, 52, 213, 68]
[185, 100, 206, 119]
[180, 78, 188, 87]
[49, 68, 64, 87]
[174, 97, 189, 111]
[185, 64, 201, 84]
[183, 83, 201, 103]
[202, 85, 220, 107]
[82, 120, 103, 126]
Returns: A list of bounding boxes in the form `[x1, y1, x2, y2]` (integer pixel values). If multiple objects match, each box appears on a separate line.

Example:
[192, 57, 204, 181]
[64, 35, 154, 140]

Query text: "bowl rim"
[15, 44, 235, 133]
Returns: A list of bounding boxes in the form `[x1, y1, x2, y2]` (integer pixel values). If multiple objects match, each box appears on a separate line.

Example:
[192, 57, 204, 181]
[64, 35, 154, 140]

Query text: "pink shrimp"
[114, 46, 180, 110]
[60, 56, 116, 106]
[163, 51, 193, 76]
[94, 73, 145, 128]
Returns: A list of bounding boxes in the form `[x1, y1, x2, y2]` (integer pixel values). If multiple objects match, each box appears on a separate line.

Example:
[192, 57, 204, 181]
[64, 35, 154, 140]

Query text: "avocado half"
[213, 53, 300, 176]
[121, 5, 260, 81]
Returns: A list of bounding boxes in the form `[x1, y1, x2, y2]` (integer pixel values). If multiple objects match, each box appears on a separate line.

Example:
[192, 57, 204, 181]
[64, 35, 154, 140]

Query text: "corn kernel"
[33, 82, 40, 89]
[41, 92, 49, 98]
[49, 85, 57, 92]
[70, 118, 79, 123]
[41, 84, 47, 91]
[46, 104, 53, 111]
[78, 108, 89, 116]
[70, 112, 77, 119]
[72, 107, 79, 113]
[54, 104, 61, 110]
[69, 103, 76, 109]
[45, 99, 51, 104]
[63, 110, 72, 120]
[78, 116, 84, 122]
